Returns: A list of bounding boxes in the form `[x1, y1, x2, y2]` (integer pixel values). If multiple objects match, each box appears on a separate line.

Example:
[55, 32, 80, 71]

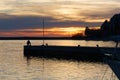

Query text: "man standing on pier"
[27, 40, 31, 46]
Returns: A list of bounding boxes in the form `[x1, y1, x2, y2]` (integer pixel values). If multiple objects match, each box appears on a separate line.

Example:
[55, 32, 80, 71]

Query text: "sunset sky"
[0, 0, 120, 37]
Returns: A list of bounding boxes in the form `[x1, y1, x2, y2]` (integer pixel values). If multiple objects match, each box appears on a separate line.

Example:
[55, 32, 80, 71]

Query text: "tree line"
[73, 13, 120, 38]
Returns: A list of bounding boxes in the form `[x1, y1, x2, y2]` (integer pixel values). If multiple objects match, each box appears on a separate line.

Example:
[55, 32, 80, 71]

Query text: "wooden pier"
[24, 45, 119, 61]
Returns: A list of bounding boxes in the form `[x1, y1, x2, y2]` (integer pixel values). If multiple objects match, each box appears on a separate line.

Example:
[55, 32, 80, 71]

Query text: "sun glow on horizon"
[0, 0, 119, 37]
[0, 27, 85, 37]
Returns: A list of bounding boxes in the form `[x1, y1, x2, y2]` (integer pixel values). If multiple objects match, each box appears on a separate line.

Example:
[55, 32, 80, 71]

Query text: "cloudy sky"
[0, 0, 120, 37]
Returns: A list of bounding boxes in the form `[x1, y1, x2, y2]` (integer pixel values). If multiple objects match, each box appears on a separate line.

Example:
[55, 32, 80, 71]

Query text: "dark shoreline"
[0, 37, 115, 41]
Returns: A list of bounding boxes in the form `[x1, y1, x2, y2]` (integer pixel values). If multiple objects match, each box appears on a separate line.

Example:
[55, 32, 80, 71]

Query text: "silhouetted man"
[27, 40, 31, 46]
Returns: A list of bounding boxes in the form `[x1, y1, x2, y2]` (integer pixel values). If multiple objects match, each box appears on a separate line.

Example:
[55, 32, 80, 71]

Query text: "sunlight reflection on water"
[0, 40, 118, 80]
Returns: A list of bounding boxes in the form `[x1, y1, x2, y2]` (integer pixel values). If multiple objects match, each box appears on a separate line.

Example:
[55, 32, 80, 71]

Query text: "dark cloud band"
[0, 14, 102, 31]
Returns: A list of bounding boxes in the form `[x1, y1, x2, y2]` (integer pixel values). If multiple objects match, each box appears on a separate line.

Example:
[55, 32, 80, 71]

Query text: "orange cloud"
[0, 27, 85, 37]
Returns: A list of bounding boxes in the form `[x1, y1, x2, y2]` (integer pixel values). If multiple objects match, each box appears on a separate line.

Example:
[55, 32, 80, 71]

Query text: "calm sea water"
[0, 40, 118, 80]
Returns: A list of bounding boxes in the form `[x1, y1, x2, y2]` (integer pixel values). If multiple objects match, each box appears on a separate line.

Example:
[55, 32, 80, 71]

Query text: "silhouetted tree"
[110, 14, 120, 35]
[100, 20, 110, 36]
[85, 26, 101, 37]
[100, 13, 120, 36]
[74, 13, 120, 38]
[85, 26, 91, 36]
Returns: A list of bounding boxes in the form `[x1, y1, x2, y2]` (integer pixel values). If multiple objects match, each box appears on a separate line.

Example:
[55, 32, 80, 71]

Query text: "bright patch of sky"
[0, 0, 120, 37]
[0, 0, 120, 22]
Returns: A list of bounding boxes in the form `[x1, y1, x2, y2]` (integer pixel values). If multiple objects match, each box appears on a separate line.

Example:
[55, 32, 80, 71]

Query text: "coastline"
[0, 37, 115, 41]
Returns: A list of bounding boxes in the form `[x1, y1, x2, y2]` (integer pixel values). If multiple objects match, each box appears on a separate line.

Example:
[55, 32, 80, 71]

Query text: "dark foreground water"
[0, 40, 118, 80]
